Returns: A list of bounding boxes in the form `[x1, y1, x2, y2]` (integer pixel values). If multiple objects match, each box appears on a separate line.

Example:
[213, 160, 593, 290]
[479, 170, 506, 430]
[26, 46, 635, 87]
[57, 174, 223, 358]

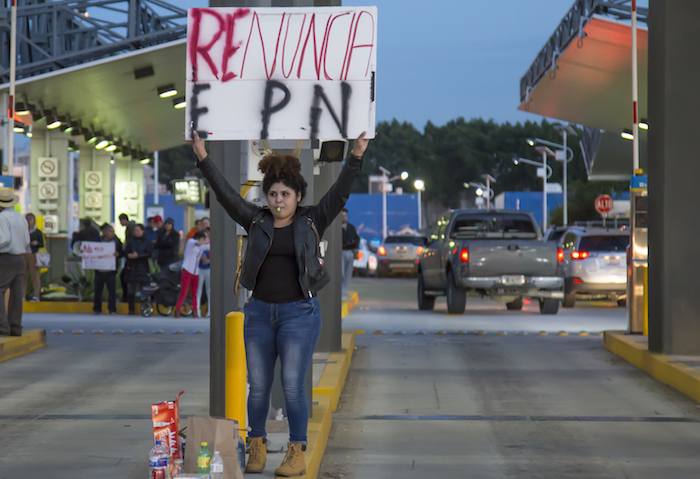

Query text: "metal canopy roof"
[518, 14, 649, 180]
[1, 38, 187, 154]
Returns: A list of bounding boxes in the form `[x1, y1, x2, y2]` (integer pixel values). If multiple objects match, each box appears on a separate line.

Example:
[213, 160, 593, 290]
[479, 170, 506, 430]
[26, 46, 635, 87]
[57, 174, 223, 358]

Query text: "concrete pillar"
[647, 0, 700, 354]
[78, 149, 112, 225]
[314, 160, 343, 352]
[114, 159, 145, 240]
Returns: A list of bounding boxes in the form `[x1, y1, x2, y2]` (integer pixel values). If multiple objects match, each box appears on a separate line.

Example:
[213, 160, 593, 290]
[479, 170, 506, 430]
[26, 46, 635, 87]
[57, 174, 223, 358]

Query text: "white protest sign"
[81, 241, 116, 271]
[185, 6, 377, 141]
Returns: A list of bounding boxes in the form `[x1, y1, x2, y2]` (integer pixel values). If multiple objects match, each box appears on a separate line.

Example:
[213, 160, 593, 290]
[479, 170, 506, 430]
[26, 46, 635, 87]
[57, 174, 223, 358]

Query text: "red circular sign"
[595, 194, 614, 214]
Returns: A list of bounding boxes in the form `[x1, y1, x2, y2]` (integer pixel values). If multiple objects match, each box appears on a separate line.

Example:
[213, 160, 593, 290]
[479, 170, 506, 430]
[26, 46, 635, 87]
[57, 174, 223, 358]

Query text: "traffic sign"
[85, 171, 103, 189]
[38, 157, 58, 178]
[595, 194, 614, 214]
[38, 181, 59, 200]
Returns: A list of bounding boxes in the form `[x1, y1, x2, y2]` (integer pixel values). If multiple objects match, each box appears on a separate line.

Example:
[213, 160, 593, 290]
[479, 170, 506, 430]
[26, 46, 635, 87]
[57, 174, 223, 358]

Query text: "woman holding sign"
[187, 131, 369, 477]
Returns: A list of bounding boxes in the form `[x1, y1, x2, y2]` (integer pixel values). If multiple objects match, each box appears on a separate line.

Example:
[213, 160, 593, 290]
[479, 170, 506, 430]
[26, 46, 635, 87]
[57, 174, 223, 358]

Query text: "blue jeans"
[244, 297, 322, 444]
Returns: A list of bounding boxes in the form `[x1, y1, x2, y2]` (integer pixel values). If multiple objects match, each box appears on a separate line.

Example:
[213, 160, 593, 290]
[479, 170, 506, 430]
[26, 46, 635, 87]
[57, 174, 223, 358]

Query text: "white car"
[353, 238, 378, 277]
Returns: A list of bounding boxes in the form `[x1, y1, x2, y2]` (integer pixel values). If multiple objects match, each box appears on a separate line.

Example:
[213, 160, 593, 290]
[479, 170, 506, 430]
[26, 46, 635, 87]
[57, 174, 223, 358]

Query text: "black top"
[29, 229, 44, 254]
[253, 224, 305, 303]
[342, 223, 360, 250]
[156, 229, 180, 266]
[124, 235, 153, 283]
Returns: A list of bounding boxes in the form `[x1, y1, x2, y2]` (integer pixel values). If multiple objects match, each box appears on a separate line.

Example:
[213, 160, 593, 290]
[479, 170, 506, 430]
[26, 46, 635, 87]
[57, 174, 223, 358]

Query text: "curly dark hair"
[258, 153, 307, 201]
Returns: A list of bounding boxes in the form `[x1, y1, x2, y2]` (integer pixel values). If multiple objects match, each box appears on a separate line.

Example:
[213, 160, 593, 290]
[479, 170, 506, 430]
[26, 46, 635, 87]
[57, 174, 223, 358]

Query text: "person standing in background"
[186, 219, 202, 240]
[195, 242, 211, 318]
[174, 230, 210, 318]
[119, 213, 135, 302]
[23, 213, 43, 302]
[155, 217, 180, 268]
[341, 208, 360, 298]
[0, 189, 30, 336]
[93, 224, 124, 315]
[124, 224, 152, 315]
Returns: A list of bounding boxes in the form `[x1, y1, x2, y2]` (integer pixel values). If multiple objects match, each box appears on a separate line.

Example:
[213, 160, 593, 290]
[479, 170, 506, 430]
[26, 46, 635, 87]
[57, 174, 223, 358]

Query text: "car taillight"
[571, 251, 589, 260]
[557, 248, 564, 262]
[357, 251, 363, 260]
[378, 246, 386, 256]
[460, 248, 469, 263]
[417, 246, 424, 255]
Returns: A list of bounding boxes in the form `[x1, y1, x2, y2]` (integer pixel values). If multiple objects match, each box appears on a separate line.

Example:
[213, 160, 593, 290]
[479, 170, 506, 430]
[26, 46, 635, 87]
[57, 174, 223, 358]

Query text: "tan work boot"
[274, 442, 306, 477]
[245, 436, 267, 474]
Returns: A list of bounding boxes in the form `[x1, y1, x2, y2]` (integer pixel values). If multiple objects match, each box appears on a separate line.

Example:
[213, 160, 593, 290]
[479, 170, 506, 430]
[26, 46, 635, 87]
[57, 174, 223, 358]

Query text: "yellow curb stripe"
[0, 329, 46, 363]
[604, 331, 700, 404]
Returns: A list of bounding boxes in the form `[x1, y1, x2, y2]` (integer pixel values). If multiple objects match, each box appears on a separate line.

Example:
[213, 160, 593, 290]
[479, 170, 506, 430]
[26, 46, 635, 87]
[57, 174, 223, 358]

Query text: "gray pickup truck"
[417, 209, 564, 315]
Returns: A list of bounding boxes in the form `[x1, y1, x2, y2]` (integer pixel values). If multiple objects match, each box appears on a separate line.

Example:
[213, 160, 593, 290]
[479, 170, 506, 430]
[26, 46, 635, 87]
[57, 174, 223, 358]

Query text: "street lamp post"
[414, 179, 424, 230]
[379, 166, 409, 240]
[513, 156, 554, 230]
[552, 124, 577, 226]
[535, 146, 556, 230]
[463, 181, 494, 210]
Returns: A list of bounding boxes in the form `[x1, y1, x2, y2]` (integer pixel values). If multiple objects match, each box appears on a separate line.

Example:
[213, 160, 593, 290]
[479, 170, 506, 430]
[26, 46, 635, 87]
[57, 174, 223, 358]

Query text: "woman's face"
[267, 181, 301, 222]
[26, 215, 35, 229]
[164, 222, 173, 232]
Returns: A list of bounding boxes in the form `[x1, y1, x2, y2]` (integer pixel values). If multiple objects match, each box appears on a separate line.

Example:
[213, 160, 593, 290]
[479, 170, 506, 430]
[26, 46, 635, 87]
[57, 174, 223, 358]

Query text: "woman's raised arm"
[185, 131, 260, 231]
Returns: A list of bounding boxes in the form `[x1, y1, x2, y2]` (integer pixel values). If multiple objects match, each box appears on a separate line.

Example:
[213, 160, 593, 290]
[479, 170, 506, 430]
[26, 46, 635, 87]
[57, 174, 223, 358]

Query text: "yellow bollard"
[225, 312, 247, 440]
[643, 266, 649, 336]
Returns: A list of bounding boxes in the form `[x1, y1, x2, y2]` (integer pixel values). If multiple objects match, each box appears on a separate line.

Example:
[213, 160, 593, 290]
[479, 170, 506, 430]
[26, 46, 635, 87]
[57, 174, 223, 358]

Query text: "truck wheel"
[539, 298, 559, 315]
[446, 270, 466, 315]
[417, 271, 435, 311]
[562, 289, 576, 308]
[506, 297, 523, 311]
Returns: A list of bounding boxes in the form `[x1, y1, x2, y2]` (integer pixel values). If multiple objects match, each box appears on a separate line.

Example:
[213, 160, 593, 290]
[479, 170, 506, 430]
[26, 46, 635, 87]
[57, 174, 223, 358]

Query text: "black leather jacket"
[197, 154, 362, 297]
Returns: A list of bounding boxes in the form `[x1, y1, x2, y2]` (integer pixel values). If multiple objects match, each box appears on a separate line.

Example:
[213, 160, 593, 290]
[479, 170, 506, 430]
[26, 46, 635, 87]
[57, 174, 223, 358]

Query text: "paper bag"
[184, 416, 244, 479]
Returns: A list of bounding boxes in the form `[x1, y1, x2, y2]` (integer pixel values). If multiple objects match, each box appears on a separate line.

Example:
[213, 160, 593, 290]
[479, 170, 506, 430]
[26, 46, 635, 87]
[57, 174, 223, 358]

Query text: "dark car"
[376, 235, 427, 277]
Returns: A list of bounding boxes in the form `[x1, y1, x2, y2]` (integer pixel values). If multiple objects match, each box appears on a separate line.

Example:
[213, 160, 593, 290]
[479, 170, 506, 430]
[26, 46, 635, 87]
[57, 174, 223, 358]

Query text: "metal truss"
[0, 0, 187, 83]
[579, 126, 601, 178]
[519, 0, 649, 104]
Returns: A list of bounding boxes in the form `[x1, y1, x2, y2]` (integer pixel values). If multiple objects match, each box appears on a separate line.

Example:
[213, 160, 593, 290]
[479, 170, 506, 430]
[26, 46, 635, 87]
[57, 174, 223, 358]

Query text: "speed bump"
[373, 330, 385, 335]
[51, 329, 63, 334]
[72, 329, 83, 334]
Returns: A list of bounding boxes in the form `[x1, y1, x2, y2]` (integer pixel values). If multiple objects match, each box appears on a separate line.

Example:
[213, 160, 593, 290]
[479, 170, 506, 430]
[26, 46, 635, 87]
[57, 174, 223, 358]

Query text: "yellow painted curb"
[0, 329, 46, 363]
[23, 301, 139, 315]
[604, 331, 700, 404]
[340, 291, 360, 319]
[303, 394, 332, 479]
[314, 330, 356, 412]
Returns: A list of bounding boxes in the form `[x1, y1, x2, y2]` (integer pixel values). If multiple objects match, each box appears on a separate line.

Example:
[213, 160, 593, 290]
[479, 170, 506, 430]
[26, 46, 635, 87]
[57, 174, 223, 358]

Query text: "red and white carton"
[151, 391, 184, 462]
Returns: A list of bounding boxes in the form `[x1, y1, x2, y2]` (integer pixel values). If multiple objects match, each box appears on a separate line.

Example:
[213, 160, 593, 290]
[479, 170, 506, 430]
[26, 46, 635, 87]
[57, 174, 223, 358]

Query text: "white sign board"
[123, 199, 139, 215]
[43, 215, 59, 234]
[81, 241, 116, 271]
[146, 205, 165, 220]
[85, 171, 103, 189]
[38, 157, 58, 178]
[122, 182, 138, 198]
[38, 181, 59, 200]
[185, 6, 377, 141]
[85, 192, 102, 208]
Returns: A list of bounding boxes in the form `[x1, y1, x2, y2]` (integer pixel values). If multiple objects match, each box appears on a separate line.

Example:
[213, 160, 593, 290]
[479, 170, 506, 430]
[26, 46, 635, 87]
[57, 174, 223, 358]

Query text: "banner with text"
[185, 6, 377, 141]
[81, 241, 116, 271]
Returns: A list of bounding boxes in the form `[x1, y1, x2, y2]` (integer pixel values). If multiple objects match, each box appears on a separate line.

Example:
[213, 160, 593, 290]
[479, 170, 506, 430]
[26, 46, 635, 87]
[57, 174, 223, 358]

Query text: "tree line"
[158, 117, 628, 229]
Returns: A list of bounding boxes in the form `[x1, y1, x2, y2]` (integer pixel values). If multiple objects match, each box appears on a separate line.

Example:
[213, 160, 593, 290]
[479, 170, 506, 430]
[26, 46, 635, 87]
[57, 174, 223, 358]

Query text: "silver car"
[559, 227, 629, 307]
[353, 238, 378, 277]
[377, 235, 427, 277]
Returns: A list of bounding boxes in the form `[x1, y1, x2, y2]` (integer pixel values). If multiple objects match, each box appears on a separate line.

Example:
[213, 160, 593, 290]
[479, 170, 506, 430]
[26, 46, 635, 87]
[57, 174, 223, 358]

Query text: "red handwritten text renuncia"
[188, 8, 375, 83]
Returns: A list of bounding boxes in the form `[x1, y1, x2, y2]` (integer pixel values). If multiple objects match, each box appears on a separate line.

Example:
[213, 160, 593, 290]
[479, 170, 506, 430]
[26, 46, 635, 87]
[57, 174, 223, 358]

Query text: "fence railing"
[0, 0, 187, 83]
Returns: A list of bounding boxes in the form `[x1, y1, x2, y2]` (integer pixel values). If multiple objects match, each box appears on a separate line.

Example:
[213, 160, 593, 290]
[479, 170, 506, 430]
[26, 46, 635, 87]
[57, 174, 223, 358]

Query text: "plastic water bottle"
[196, 442, 211, 474]
[210, 451, 224, 479]
[237, 436, 246, 471]
[149, 440, 172, 479]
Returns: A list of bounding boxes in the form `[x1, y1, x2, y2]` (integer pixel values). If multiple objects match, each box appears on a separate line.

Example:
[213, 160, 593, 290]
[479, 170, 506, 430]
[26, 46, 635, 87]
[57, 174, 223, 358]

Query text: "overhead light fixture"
[173, 96, 186, 109]
[68, 140, 79, 152]
[15, 102, 30, 115]
[638, 119, 649, 130]
[133, 65, 155, 80]
[86, 130, 102, 144]
[140, 158, 151, 164]
[95, 139, 110, 149]
[527, 138, 535, 147]
[158, 84, 177, 98]
[621, 130, 634, 141]
[105, 144, 118, 152]
[110, 159, 115, 164]
[13, 122, 24, 133]
[47, 119, 62, 129]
